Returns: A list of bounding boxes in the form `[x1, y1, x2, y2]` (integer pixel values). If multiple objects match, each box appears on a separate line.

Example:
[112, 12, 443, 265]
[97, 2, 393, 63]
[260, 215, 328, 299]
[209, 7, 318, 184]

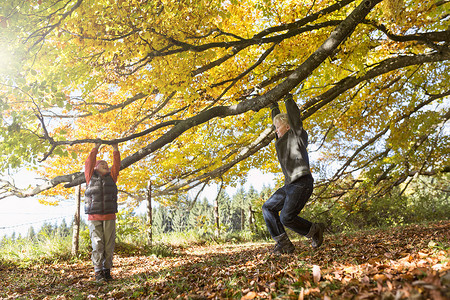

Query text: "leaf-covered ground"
[1, 221, 449, 299]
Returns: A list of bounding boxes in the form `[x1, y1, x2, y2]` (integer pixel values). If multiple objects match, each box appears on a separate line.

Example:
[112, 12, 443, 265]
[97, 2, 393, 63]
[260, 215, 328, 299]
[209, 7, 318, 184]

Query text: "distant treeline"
[2, 176, 449, 246]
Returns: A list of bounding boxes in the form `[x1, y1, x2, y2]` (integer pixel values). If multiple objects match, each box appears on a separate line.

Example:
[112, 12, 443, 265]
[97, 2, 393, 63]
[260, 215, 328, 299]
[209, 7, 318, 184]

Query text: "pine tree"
[231, 187, 247, 231]
[218, 192, 233, 233]
[172, 205, 187, 233]
[153, 206, 170, 234]
[57, 219, 70, 237]
[188, 198, 204, 230]
[247, 186, 259, 231]
[26, 226, 36, 241]
[39, 222, 54, 238]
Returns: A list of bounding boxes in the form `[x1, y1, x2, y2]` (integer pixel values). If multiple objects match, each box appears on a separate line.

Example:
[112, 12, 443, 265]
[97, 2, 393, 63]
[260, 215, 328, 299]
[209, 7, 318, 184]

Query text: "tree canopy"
[0, 0, 449, 206]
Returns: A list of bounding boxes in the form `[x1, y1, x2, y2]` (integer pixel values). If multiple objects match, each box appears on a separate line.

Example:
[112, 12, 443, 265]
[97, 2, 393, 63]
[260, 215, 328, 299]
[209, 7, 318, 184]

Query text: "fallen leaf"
[241, 291, 256, 300]
[312, 265, 321, 284]
[298, 287, 304, 300]
[373, 274, 388, 282]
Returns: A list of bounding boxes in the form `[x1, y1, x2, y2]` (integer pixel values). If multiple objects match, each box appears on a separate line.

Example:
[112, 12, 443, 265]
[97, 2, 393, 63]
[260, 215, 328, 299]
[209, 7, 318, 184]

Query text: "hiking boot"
[306, 223, 325, 248]
[103, 269, 113, 281]
[95, 270, 106, 283]
[272, 233, 295, 254]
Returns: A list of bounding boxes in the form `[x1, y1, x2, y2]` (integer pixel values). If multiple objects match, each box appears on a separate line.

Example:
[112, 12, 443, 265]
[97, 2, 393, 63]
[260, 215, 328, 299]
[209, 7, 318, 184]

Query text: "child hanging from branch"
[84, 142, 120, 282]
[262, 93, 325, 254]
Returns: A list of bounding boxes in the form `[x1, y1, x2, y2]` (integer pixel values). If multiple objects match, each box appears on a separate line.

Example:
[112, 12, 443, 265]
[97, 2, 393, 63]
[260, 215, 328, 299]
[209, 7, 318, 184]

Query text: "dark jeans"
[262, 174, 314, 238]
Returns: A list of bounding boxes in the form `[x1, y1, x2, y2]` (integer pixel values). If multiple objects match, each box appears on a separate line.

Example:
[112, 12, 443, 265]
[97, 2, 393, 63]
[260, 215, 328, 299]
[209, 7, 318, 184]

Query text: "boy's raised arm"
[110, 144, 121, 183]
[284, 94, 303, 132]
[85, 143, 101, 184]
[270, 101, 281, 139]
[270, 101, 281, 121]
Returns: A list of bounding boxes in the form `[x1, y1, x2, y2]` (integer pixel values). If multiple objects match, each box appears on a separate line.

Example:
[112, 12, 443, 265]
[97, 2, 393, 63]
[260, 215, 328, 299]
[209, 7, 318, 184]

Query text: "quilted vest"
[84, 171, 118, 214]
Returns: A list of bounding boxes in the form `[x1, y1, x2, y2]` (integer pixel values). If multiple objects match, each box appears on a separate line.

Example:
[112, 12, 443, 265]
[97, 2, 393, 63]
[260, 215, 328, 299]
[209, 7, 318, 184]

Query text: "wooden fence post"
[146, 180, 152, 246]
[71, 184, 81, 256]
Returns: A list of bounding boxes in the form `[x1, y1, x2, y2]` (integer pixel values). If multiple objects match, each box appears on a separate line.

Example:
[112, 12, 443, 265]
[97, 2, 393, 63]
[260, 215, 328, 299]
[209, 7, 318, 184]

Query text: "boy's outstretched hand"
[93, 142, 119, 151]
[284, 93, 293, 100]
[270, 101, 279, 110]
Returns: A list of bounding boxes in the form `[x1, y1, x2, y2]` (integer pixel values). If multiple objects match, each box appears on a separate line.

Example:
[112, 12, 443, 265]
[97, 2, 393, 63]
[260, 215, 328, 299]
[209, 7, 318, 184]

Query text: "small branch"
[39, 120, 178, 161]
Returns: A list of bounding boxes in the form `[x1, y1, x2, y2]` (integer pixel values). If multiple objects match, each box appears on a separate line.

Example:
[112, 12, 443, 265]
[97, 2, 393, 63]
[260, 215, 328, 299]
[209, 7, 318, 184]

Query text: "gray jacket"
[271, 97, 311, 184]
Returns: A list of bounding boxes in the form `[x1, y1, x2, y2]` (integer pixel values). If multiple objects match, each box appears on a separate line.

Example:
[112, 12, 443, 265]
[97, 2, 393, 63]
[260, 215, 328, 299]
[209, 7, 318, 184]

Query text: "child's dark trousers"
[262, 174, 314, 238]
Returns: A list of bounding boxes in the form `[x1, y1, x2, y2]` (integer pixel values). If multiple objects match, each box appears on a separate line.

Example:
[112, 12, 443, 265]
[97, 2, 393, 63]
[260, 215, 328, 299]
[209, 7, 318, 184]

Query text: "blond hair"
[273, 113, 289, 126]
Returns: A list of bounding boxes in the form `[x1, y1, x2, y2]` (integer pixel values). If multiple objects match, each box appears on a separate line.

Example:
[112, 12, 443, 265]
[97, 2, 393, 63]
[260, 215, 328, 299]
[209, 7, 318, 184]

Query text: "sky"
[0, 168, 77, 238]
[0, 168, 275, 239]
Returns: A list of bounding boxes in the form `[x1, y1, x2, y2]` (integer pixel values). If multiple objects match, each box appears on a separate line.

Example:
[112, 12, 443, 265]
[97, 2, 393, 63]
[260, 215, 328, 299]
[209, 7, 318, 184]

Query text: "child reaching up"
[84, 142, 120, 282]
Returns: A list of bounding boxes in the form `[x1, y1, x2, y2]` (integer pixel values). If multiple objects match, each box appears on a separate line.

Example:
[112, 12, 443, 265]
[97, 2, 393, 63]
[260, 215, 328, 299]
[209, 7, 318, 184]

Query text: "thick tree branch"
[301, 51, 450, 118]
[366, 22, 450, 44]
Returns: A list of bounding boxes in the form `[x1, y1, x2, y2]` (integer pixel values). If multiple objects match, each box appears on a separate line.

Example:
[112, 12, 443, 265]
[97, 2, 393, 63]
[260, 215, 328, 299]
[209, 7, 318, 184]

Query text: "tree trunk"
[213, 181, 223, 238]
[248, 205, 253, 231]
[71, 184, 81, 256]
[241, 208, 245, 231]
[146, 180, 152, 247]
[214, 195, 219, 238]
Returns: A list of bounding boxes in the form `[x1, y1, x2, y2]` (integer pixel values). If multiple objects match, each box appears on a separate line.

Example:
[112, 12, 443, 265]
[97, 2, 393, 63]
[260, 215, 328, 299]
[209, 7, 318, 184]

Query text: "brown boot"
[306, 223, 325, 248]
[272, 233, 295, 254]
[95, 270, 106, 283]
[103, 269, 113, 281]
